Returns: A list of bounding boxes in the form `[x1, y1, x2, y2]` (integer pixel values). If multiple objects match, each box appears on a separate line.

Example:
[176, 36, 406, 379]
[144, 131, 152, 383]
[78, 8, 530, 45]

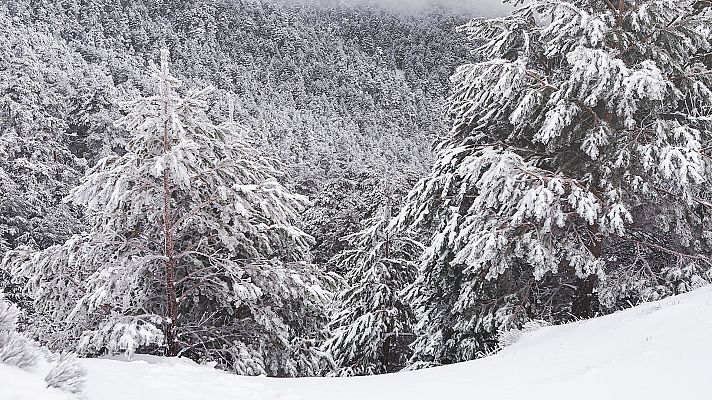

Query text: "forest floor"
[4, 284, 712, 400]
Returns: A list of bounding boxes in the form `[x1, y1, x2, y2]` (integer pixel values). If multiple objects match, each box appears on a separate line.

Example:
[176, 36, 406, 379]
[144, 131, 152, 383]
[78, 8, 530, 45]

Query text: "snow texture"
[5, 284, 712, 399]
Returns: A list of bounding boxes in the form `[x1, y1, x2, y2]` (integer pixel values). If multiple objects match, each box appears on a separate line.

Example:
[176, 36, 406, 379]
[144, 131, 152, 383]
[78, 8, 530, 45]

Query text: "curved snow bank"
[7, 285, 712, 399]
[0, 362, 74, 400]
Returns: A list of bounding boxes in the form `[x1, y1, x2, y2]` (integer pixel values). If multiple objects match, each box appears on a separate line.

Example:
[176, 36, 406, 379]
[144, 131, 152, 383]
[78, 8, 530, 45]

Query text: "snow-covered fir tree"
[324, 199, 422, 376]
[4, 49, 339, 377]
[391, 0, 712, 366]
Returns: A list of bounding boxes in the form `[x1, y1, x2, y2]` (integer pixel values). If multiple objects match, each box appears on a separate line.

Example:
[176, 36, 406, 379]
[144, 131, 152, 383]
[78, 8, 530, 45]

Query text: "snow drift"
[4, 285, 712, 399]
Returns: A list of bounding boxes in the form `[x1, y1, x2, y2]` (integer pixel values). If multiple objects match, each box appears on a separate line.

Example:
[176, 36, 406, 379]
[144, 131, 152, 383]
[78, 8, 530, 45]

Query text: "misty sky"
[289, 0, 517, 17]
[333, 0, 516, 16]
[388, 0, 514, 16]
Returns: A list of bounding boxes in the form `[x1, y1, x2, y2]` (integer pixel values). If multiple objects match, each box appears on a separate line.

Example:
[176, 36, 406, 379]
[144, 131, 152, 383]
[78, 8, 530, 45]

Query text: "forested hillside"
[0, 0, 470, 377]
[2, 0, 711, 391]
[0, 0, 469, 265]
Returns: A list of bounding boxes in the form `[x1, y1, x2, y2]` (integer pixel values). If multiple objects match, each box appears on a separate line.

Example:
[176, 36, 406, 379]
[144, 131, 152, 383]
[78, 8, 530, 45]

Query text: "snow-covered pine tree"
[324, 199, 422, 376]
[391, 0, 712, 366]
[4, 49, 338, 377]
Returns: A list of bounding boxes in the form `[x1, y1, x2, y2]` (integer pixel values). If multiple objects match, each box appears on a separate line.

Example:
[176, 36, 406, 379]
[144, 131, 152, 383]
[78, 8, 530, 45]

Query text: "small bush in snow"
[45, 352, 87, 396]
[0, 330, 38, 368]
[0, 298, 19, 331]
[498, 320, 552, 349]
[402, 361, 440, 371]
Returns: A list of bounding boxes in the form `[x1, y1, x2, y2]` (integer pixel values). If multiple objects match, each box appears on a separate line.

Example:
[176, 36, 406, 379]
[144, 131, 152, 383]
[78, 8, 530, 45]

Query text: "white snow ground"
[1, 358, 75, 400]
[4, 285, 712, 400]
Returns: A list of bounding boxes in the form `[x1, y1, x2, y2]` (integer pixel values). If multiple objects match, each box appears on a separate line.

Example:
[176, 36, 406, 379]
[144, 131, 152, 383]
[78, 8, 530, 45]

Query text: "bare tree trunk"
[160, 48, 179, 356]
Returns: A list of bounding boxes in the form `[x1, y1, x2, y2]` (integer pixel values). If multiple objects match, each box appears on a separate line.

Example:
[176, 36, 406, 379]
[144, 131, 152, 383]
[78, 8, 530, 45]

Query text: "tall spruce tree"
[391, 0, 712, 366]
[4, 49, 338, 376]
[323, 200, 422, 376]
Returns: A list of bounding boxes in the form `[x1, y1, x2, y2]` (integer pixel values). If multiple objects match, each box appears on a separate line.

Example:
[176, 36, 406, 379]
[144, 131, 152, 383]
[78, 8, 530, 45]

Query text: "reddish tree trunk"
[160, 49, 179, 356]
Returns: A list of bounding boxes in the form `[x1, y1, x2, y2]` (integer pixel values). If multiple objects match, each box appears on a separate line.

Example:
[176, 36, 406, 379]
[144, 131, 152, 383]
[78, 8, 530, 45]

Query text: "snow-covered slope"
[0, 360, 74, 400]
[5, 285, 712, 400]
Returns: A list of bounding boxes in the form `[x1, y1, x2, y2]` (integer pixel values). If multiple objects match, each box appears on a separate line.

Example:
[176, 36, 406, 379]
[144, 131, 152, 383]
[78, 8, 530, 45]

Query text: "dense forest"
[1, 0, 711, 390]
[0, 0, 470, 264]
[0, 0, 470, 376]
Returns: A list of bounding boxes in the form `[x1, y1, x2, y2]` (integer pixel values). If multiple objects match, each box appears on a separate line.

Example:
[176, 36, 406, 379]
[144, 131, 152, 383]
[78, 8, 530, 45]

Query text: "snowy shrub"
[402, 361, 440, 371]
[0, 297, 19, 331]
[0, 330, 38, 368]
[497, 320, 552, 349]
[45, 352, 87, 397]
[0, 294, 38, 369]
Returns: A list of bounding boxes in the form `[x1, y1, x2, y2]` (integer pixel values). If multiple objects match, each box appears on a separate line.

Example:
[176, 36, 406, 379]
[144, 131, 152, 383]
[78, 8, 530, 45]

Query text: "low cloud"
[376, 0, 515, 16]
[293, 0, 516, 17]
